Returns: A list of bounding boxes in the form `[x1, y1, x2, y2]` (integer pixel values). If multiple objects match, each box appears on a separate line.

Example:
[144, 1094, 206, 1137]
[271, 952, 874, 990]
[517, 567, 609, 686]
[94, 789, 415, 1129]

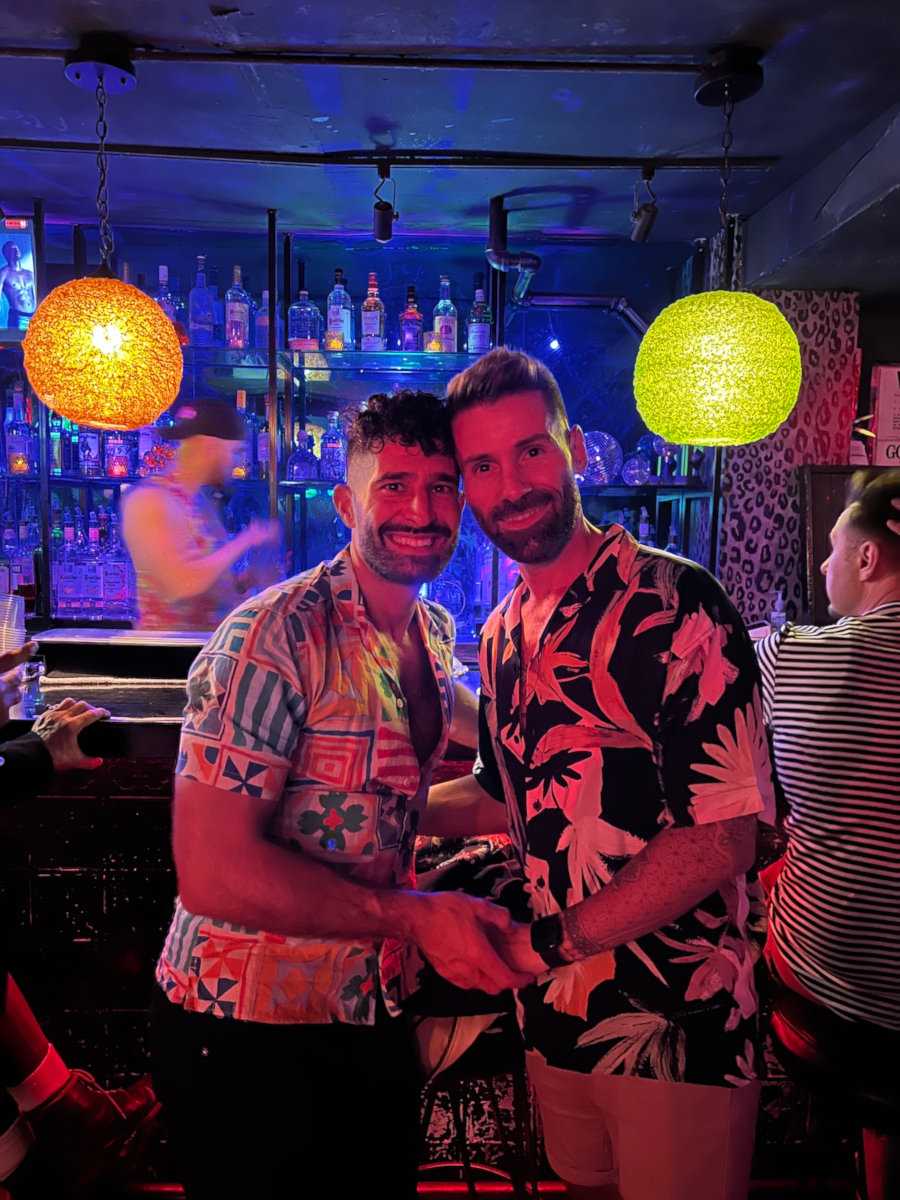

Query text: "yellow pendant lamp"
[22, 43, 183, 431]
[633, 48, 802, 447]
[633, 290, 801, 446]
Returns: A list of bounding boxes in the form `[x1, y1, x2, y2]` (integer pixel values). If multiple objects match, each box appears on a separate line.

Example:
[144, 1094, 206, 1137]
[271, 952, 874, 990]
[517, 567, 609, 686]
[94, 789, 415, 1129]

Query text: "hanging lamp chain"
[719, 82, 735, 230]
[95, 73, 115, 268]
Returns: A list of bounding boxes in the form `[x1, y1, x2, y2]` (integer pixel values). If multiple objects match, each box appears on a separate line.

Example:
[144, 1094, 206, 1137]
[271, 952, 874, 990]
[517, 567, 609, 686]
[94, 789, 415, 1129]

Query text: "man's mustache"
[489, 490, 554, 524]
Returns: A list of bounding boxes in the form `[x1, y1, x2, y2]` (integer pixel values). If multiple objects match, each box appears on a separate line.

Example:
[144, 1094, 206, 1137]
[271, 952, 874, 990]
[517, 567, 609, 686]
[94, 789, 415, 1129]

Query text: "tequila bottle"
[360, 272, 386, 351]
[319, 411, 347, 482]
[288, 290, 323, 351]
[287, 432, 320, 482]
[225, 265, 251, 350]
[433, 275, 458, 352]
[81, 510, 104, 620]
[101, 512, 134, 620]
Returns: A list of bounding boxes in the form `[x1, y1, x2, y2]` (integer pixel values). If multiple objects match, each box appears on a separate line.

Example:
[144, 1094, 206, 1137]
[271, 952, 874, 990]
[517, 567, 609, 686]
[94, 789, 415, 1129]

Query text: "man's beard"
[358, 518, 457, 585]
[472, 478, 580, 563]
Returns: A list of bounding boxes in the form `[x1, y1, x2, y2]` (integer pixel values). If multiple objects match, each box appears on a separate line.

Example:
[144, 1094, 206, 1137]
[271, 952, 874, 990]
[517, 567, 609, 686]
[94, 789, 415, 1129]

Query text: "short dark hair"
[845, 468, 900, 565]
[446, 347, 568, 429]
[346, 389, 454, 467]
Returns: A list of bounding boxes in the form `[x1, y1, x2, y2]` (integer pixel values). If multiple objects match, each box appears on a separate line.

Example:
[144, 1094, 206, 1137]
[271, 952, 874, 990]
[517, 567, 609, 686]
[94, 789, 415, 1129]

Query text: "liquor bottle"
[189, 255, 215, 346]
[225, 265, 251, 350]
[231, 390, 252, 479]
[254, 289, 284, 350]
[81, 510, 104, 621]
[208, 264, 225, 345]
[0, 515, 14, 596]
[287, 432, 320, 482]
[399, 285, 424, 352]
[170, 276, 188, 327]
[14, 503, 38, 591]
[57, 508, 83, 621]
[104, 430, 132, 478]
[66, 419, 80, 476]
[5, 382, 35, 475]
[101, 512, 135, 620]
[80, 426, 102, 477]
[466, 273, 492, 354]
[49, 498, 62, 609]
[48, 410, 70, 477]
[319, 411, 347, 482]
[97, 504, 110, 549]
[360, 272, 386, 351]
[154, 265, 177, 321]
[288, 290, 323, 351]
[326, 268, 354, 350]
[433, 275, 458, 352]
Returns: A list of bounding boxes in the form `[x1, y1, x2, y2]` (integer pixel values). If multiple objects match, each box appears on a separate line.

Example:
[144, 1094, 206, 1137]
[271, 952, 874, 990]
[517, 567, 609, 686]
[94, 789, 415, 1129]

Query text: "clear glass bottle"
[433, 275, 458, 352]
[48, 410, 69, 477]
[101, 512, 134, 621]
[231, 389, 252, 479]
[254, 289, 284, 350]
[360, 272, 386, 351]
[81, 510, 103, 620]
[5, 382, 35, 475]
[189, 255, 216, 346]
[288, 289, 323, 351]
[466, 273, 492, 354]
[319, 411, 348, 482]
[154, 265, 176, 321]
[225, 265, 251, 350]
[326, 268, 354, 350]
[287, 432, 320, 482]
[208, 264, 225, 345]
[399, 285, 424, 351]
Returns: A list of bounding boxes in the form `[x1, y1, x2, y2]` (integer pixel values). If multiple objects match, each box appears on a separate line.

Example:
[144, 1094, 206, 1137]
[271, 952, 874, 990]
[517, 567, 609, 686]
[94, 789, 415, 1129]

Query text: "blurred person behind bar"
[122, 398, 279, 631]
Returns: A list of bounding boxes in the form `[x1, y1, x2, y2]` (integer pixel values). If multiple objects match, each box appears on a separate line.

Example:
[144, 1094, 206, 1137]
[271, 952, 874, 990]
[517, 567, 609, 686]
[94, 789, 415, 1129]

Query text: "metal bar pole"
[0, 45, 707, 73]
[280, 232, 295, 570]
[709, 446, 725, 576]
[266, 209, 278, 522]
[0, 139, 778, 173]
[31, 197, 52, 622]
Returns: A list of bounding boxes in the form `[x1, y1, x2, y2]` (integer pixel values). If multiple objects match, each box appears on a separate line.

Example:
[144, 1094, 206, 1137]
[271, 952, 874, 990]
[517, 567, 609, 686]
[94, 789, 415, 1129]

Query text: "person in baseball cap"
[121, 397, 280, 631]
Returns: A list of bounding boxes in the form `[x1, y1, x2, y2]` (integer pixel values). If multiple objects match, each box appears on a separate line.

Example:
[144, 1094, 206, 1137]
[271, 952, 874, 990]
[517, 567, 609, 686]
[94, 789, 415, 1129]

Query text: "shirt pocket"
[273, 785, 409, 865]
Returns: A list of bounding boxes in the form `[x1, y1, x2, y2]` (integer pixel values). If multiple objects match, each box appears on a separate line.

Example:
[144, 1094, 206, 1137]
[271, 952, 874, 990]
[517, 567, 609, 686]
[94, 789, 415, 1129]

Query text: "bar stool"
[769, 984, 900, 1200]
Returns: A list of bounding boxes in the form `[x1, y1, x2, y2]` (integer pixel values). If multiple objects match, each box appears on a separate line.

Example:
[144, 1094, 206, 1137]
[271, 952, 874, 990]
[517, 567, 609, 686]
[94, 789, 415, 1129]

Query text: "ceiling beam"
[0, 138, 777, 171]
[0, 43, 707, 73]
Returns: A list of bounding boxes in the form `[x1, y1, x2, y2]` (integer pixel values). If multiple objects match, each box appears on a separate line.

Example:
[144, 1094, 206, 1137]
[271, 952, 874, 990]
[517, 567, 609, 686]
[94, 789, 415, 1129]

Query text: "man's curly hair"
[346, 389, 455, 467]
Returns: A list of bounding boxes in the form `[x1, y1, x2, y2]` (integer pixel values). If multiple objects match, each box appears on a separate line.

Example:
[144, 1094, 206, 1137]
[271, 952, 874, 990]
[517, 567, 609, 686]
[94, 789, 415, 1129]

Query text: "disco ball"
[621, 454, 652, 486]
[636, 432, 667, 459]
[581, 431, 624, 485]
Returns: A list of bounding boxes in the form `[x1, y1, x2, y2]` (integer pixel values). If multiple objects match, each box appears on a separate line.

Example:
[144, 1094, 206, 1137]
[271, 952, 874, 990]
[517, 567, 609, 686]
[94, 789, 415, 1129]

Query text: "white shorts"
[527, 1050, 760, 1199]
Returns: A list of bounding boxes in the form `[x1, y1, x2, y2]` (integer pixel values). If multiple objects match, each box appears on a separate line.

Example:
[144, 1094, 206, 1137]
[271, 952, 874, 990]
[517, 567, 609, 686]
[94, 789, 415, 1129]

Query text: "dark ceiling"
[1, 0, 899, 274]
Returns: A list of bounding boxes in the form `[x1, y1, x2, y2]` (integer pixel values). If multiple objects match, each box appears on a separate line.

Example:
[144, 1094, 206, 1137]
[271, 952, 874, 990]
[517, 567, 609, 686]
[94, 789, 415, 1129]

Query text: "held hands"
[411, 892, 538, 995]
[32, 697, 110, 772]
[488, 921, 550, 979]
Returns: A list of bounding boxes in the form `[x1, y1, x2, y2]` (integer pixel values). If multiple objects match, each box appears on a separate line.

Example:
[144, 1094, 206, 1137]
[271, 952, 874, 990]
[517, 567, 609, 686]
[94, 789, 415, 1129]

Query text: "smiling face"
[334, 438, 462, 585]
[452, 389, 586, 564]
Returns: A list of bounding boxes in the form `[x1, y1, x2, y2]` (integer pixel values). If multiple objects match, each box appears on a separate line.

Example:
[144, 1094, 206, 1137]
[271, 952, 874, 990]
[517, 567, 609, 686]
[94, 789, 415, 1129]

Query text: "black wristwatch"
[530, 914, 568, 970]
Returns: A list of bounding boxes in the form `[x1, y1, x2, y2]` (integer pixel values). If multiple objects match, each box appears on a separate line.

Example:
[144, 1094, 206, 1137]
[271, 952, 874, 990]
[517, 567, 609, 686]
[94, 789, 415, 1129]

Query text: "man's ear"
[332, 483, 356, 529]
[857, 537, 880, 580]
[568, 425, 587, 476]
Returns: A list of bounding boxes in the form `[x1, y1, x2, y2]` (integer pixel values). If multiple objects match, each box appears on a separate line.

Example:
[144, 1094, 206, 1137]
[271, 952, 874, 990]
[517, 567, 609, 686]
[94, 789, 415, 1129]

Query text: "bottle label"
[288, 337, 320, 351]
[225, 301, 249, 347]
[468, 322, 491, 353]
[436, 316, 457, 352]
[102, 561, 129, 603]
[361, 310, 381, 335]
[400, 325, 423, 352]
[327, 304, 344, 333]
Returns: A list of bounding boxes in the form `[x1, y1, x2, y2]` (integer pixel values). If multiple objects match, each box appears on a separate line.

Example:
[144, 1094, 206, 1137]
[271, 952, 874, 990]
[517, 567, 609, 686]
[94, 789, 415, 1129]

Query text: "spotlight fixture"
[373, 162, 399, 244]
[630, 166, 658, 243]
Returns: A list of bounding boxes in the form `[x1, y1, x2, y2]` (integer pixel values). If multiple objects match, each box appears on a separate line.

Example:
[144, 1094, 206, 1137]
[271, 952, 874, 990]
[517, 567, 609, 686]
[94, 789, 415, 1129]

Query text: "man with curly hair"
[151, 390, 529, 1200]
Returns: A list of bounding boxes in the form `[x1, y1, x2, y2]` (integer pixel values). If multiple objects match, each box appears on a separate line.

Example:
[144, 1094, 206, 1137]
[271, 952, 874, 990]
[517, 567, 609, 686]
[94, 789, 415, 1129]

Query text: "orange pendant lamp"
[23, 40, 183, 431]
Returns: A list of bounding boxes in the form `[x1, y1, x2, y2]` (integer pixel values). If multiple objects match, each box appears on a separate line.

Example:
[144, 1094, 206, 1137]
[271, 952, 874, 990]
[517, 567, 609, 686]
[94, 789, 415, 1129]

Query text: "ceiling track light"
[373, 161, 399, 243]
[630, 165, 658, 242]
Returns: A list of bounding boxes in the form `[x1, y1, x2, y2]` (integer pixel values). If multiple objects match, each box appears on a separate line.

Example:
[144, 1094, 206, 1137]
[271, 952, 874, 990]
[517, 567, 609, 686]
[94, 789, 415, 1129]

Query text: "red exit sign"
[3, 218, 28, 230]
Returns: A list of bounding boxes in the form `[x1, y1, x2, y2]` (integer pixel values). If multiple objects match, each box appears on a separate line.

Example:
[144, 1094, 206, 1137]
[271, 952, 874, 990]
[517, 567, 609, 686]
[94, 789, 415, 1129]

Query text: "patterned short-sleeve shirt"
[156, 548, 457, 1025]
[474, 526, 775, 1086]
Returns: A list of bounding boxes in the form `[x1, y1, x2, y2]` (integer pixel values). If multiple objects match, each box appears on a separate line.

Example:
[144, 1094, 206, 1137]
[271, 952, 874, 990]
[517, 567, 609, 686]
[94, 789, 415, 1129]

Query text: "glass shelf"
[278, 479, 336, 489]
[294, 350, 479, 373]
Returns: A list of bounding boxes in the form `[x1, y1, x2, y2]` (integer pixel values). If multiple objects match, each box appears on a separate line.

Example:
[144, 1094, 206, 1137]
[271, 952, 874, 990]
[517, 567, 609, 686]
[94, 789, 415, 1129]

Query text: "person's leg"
[1, 972, 159, 1193]
[525, 1051, 622, 1198]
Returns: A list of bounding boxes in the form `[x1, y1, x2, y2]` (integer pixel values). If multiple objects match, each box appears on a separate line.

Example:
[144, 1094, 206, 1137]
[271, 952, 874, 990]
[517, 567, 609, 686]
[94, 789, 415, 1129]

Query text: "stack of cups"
[0, 593, 26, 656]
